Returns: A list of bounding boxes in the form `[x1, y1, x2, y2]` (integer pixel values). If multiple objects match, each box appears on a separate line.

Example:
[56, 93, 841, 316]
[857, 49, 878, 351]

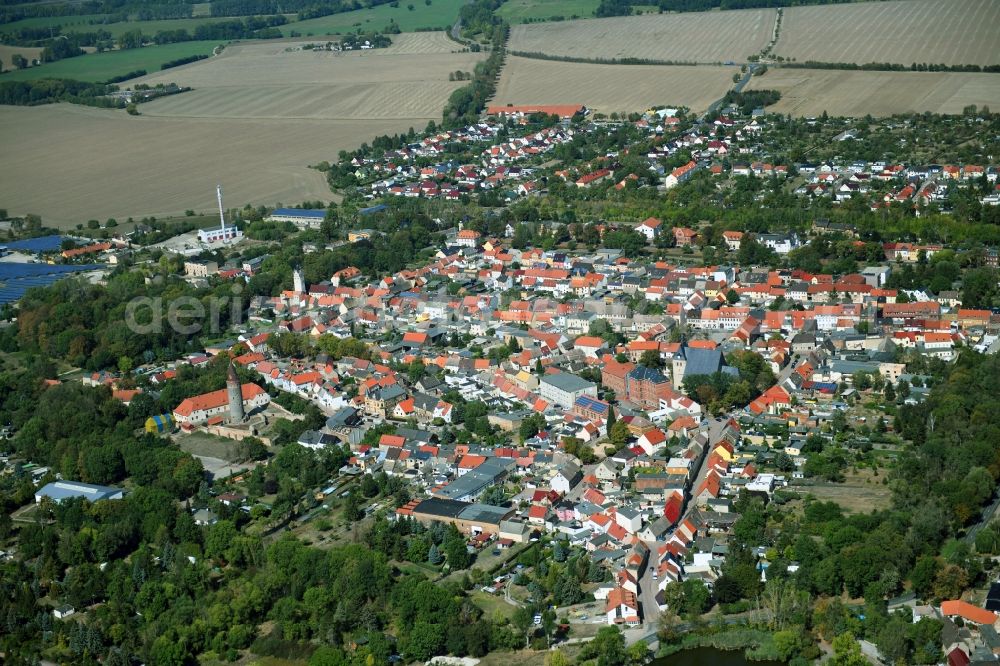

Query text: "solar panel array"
[575, 394, 608, 413]
[3, 235, 65, 253]
[0, 263, 105, 305]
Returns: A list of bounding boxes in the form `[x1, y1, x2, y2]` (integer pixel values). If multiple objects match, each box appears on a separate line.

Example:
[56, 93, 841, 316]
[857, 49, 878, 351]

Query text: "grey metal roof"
[541, 372, 596, 393]
[36, 481, 122, 503]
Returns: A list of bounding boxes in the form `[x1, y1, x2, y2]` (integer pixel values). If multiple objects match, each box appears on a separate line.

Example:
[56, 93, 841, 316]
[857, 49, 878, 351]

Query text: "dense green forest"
[0, 78, 124, 106]
[1, 0, 191, 23]
[596, 0, 855, 18]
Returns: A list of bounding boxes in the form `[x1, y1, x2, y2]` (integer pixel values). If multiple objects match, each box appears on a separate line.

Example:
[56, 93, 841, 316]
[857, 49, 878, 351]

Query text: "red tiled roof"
[486, 104, 584, 118]
[174, 383, 265, 417]
[941, 600, 997, 625]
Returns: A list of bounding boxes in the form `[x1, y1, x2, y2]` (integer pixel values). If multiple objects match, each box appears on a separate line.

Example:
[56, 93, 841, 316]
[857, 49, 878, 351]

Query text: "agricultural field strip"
[0, 33, 482, 225]
[507, 8, 775, 63]
[775, 0, 1000, 66]
[139, 81, 465, 120]
[0, 105, 409, 226]
[492, 56, 734, 114]
[745, 68, 1000, 117]
[133, 37, 482, 120]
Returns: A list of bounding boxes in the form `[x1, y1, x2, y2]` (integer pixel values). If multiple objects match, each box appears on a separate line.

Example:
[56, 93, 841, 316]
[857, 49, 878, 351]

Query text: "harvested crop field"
[0, 45, 42, 71]
[0, 105, 406, 227]
[746, 68, 1000, 117]
[493, 56, 734, 114]
[776, 0, 1000, 66]
[0, 33, 479, 226]
[133, 34, 482, 120]
[508, 8, 775, 63]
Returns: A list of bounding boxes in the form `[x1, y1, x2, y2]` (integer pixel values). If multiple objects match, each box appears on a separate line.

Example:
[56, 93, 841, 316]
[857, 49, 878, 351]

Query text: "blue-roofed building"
[267, 208, 326, 229]
[35, 481, 124, 504]
[625, 365, 672, 408]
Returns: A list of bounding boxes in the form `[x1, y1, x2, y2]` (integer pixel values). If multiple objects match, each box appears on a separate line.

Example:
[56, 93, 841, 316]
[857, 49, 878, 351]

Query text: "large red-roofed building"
[173, 384, 269, 426]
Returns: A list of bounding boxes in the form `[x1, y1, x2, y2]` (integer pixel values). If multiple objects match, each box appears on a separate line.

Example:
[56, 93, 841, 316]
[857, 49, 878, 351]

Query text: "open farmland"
[0, 33, 482, 226]
[497, 0, 600, 24]
[493, 56, 734, 114]
[0, 44, 42, 71]
[0, 40, 221, 82]
[133, 34, 481, 120]
[746, 68, 1000, 117]
[776, 0, 1000, 66]
[284, 0, 466, 36]
[0, 0, 465, 39]
[508, 8, 775, 63]
[0, 105, 403, 226]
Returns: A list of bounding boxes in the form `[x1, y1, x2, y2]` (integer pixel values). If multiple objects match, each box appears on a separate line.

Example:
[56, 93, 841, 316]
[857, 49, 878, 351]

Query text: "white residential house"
[551, 462, 582, 494]
[614, 507, 643, 533]
[637, 217, 663, 241]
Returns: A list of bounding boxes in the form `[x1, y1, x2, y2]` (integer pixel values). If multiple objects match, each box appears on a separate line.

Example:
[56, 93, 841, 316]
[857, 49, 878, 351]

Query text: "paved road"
[637, 561, 661, 629]
[702, 64, 759, 120]
[965, 492, 1000, 543]
[450, 0, 472, 43]
[680, 416, 729, 519]
[631, 417, 728, 633]
[776, 353, 803, 387]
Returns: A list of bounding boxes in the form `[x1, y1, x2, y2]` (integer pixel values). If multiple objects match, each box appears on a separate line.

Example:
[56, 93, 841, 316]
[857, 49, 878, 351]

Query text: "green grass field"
[285, 0, 467, 36]
[497, 0, 599, 22]
[0, 41, 220, 82]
